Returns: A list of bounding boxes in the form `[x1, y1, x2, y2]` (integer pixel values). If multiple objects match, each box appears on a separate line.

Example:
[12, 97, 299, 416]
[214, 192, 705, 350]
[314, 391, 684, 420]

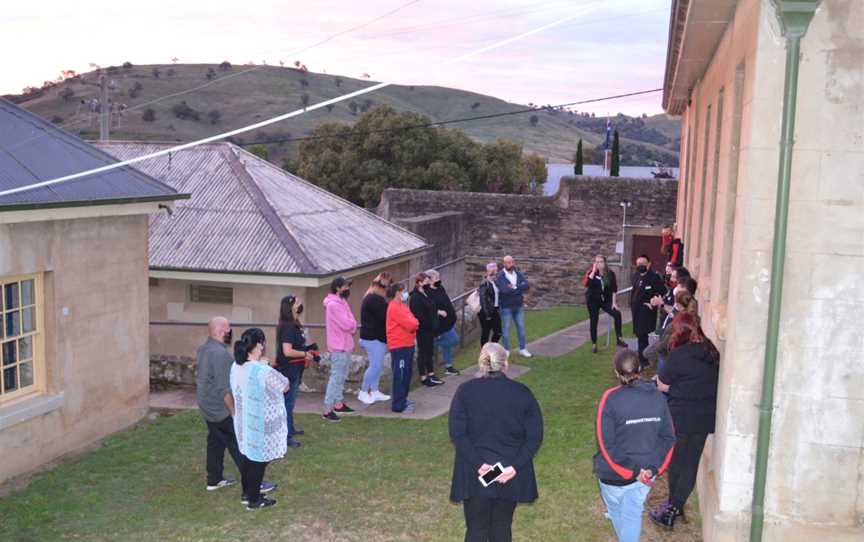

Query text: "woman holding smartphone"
[449, 342, 544, 542]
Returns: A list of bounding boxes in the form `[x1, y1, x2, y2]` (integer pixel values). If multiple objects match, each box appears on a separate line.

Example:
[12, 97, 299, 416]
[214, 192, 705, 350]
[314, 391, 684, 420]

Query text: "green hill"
[13, 63, 680, 166]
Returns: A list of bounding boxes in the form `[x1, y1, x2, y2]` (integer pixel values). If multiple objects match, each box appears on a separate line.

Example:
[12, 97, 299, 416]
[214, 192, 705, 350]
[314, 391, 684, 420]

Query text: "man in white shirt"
[494, 255, 533, 357]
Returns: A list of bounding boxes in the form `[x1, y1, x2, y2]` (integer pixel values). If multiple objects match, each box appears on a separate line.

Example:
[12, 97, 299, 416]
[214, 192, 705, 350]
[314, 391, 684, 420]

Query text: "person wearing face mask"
[427, 269, 461, 377]
[644, 282, 699, 373]
[322, 276, 358, 422]
[409, 272, 443, 387]
[358, 273, 393, 405]
[275, 295, 314, 447]
[386, 283, 420, 413]
[478, 262, 502, 346]
[230, 328, 290, 510]
[630, 255, 667, 368]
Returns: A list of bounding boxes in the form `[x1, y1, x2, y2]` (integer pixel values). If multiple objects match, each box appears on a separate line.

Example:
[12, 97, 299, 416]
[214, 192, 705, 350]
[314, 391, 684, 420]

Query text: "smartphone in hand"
[478, 462, 505, 487]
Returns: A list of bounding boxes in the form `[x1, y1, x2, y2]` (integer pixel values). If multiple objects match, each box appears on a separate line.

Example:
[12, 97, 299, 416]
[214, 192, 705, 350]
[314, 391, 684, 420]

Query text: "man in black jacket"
[427, 269, 460, 376]
[630, 255, 667, 368]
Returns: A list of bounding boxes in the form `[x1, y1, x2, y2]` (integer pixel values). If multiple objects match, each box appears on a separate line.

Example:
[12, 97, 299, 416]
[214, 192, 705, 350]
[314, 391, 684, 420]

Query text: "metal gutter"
[0, 193, 190, 213]
[750, 2, 820, 541]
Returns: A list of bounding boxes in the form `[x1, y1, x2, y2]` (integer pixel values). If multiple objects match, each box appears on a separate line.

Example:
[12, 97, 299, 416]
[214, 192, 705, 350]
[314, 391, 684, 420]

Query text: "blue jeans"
[359, 339, 388, 393]
[598, 480, 652, 542]
[390, 347, 414, 412]
[282, 363, 304, 437]
[434, 328, 459, 368]
[324, 351, 351, 409]
[500, 306, 527, 351]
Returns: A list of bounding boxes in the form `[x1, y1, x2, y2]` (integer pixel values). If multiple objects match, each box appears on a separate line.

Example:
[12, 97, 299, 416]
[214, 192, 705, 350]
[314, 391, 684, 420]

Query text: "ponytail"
[234, 328, 266, 364]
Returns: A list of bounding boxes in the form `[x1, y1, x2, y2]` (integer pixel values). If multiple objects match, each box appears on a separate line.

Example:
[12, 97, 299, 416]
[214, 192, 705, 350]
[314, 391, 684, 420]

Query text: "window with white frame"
[1, 275, 40, 401]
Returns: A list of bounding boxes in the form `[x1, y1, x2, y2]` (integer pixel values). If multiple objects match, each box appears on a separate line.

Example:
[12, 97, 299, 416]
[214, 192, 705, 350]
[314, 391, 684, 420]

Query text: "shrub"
[207, 110, 222, 124]
[471, 102, 480, 110]
[300, 93, 310, 108]
[59, 87, 75, 102]
[128, 81, 143, 98]
[172, 101, 200, 121]
[529, 115, 539, 126]
[246, 144, 269, 160]
[152, 68, 161, 79]
[166, 68, 175, 77]
[335, 77, 342, 87]
[348, 101, 359, 115]
[50, 115, 64, 124]
[142, 108, 156, 122]
[205, 68, 216, 80]
[219, 61, 232, 71]
[122, 61, 133, 69]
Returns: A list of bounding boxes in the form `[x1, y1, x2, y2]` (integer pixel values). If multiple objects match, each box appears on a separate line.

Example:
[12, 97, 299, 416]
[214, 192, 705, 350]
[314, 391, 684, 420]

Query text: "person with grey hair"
[427, 268, 461, 376]
[449, 342, 544, 542]
[478, 262, 502, 346]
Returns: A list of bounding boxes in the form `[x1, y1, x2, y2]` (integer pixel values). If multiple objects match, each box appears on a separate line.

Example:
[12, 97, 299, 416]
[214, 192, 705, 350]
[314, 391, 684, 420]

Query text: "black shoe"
[444, 367, 460, 376]
[428, 376, 444, 385]
[421, 378, 436, 387]
[246, 497, 277, 510]
[592, 344, 598, 354]
[334, 403, 355, 414]
[322, 411, 341, 422]
[616, 339, 628, 348]
[286, 438, 302, 448]
[650, 503, 679, 530]
[291, 429, 305, 436]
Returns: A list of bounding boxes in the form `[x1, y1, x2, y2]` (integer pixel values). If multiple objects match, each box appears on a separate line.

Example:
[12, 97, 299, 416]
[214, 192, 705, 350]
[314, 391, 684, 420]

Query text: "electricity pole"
[99, 75, 110, 141]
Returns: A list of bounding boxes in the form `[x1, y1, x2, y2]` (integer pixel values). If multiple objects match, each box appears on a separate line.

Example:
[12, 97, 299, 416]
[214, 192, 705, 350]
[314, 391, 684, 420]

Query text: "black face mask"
[636, 265, 648, 274]
[222, 330, 233, 345]
[296, 303, 304, 315]
[340, 289, 351, 299]
[422, 284, 432, 292]
[434, 281, 442, 287]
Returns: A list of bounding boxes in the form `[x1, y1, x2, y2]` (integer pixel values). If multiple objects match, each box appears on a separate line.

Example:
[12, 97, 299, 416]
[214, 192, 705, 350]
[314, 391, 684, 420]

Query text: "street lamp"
[617, 200, 632, 255]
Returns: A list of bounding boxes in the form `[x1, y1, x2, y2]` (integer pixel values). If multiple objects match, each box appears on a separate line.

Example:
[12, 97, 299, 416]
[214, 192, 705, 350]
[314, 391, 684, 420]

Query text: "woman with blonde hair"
[449, 342, 544, 542]
[358, 272, 392, 405]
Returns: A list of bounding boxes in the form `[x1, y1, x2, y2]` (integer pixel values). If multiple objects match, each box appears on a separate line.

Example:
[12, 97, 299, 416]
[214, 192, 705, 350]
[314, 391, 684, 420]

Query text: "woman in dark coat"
[582, 254, 627, 353]
[409, 272, 443, 387]
[651, 312, 720, 529]
[449, 342, 544, 542]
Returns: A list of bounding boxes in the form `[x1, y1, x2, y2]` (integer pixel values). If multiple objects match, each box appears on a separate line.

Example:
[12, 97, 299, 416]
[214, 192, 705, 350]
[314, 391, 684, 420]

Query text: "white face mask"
[401, 291, 409, 302]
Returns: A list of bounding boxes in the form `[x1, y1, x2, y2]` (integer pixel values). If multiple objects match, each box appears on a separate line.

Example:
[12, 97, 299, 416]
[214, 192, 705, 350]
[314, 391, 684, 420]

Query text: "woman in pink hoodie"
[322, 276, 358, 422]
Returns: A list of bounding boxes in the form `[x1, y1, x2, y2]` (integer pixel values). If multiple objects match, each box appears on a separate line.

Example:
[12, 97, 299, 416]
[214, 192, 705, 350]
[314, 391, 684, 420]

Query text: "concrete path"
[528, 312, 634, 358]
[150, 364, 530, 421]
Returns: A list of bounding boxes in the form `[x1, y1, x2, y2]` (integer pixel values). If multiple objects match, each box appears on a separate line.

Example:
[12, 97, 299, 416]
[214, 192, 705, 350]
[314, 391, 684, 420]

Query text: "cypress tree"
[574, 139, 583, 175]
[610, 130, 620, 177]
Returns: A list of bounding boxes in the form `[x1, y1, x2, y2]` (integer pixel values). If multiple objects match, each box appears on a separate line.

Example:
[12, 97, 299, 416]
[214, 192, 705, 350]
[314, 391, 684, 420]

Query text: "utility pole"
[99, 75, 110, 141]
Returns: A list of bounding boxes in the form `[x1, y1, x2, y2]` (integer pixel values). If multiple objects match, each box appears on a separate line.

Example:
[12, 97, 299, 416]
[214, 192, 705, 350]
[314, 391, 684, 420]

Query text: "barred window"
[189, 284, 234, 304]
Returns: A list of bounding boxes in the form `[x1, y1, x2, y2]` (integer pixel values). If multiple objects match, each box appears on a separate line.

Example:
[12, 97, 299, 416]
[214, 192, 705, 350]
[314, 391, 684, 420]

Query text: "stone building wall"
[378, 176, 679, 307]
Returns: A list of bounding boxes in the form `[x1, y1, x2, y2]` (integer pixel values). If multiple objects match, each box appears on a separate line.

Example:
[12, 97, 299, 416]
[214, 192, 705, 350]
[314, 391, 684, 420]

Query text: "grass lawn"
[0, 308, 701, 542]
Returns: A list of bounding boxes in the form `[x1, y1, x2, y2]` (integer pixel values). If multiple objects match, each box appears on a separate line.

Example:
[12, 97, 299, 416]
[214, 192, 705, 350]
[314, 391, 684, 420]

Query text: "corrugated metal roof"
[0, 99, 180, 209]
[97, 141, 428, 276]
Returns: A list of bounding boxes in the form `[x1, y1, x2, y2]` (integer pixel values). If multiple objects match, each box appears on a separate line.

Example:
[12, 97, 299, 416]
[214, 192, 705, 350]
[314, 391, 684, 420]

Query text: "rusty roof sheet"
[97, 141, 428, 275]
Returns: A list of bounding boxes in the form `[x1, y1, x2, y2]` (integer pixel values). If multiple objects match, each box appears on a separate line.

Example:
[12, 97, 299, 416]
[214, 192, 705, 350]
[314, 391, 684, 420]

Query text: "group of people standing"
[589, 247, 719, 541]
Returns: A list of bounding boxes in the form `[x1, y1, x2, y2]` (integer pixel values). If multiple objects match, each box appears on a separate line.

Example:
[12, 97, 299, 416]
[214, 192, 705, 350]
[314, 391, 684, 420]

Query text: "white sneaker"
[357, 390, 374, 405]
[519, 349, 533, 358]
[371, 390, 391, 402]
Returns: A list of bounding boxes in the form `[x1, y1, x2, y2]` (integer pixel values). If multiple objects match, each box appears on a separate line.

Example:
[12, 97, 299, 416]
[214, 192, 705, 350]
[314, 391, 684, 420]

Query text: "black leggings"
[240, 455, 269, 504]
[463, 497, 518, 542]
[479, 309, 502, 345]
[587, 300, 623, 344]
[667, 432, 708, 509]
[416, 330, 435, 378]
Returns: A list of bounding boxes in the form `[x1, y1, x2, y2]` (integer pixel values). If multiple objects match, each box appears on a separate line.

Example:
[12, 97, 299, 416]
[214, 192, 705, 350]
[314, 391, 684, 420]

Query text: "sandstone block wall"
[378, 177, 678, 307]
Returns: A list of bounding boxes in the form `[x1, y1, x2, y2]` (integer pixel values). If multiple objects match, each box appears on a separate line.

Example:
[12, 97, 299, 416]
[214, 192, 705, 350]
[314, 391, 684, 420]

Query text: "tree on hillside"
[206, 68, 216, 80]
[610, 130, 620, 177]
[335, 77, 343, 87]
[172, 101, 200, 121]
[60, 87, 75, 102]
[574, 139, 583, 175]
[348, 101, 359, 115]
[122, 61, 133, 69]
[142, 108, 156, 122]
[246, 144, 269, 160]
[128, 81, 143, 99]
[152, 68, 161, 79]
[220, 61, 232, 71]
[521, 154, 547, 194]
[529, 115, 539, 126]
[207, 110, 222, 124]
[300, 93, 310, 108]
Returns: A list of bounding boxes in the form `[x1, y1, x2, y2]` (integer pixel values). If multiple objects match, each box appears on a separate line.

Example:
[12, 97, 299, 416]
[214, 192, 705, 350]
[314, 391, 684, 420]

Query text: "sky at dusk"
[1, 0, 672, 116]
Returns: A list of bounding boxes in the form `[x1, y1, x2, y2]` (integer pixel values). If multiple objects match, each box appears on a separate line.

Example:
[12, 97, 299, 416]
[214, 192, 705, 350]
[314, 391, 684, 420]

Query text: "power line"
[240, 89, 663, 146]
[0, 6, 601, 199]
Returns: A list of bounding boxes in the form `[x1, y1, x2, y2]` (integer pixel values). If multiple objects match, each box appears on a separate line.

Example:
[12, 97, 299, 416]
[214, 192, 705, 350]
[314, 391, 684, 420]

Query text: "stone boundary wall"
[378, 176, 678, 307]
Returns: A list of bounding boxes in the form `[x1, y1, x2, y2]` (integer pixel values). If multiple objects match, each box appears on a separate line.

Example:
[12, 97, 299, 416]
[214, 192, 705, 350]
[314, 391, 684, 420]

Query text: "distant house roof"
[0, 99, 182, 211]
[96, 141, 429, 277]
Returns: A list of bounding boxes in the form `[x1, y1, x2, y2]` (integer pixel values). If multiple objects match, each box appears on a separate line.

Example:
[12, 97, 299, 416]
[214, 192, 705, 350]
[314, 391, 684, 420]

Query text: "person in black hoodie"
[594, 349, 676, 542]
[449, 342, 543, 542]
[478, 262, 502, 346]
[409, 272, 444, 387]
[650, 312, 720, 530]
[582, 254, 628, 354]
[427, 269, 460, 377]
[630, 255, 667, 368]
